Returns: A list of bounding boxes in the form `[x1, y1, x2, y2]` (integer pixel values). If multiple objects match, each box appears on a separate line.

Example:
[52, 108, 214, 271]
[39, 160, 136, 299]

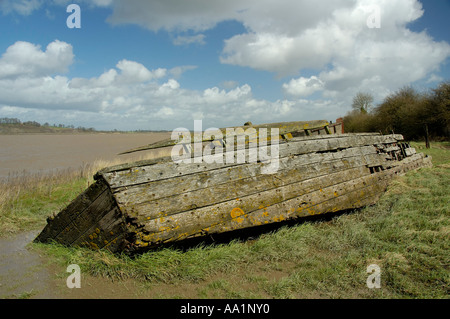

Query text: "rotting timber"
[34, 120, 432, 253]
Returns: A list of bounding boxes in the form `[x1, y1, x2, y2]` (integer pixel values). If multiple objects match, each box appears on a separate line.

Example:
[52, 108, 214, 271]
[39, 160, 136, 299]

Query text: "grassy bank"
[1, 142, 449, 298]
[0, 170, 89, 236]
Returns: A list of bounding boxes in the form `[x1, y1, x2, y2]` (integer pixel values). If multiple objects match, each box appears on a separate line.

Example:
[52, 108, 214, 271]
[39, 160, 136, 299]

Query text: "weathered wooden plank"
[103, 232, 129, 253]
[205, 184, 386, 238]
[125, 154, 382, 223]
[405, 148, 416, 156]
[112, 145, 381, 208]
[34, 180, 108, 243]
[134, 171, 385, 246]
[396, 153, 432, 172]
[118, 120, 331, 154]
[98, 133, 393, 176]
[101, 134, 400, 189]
[382, 152, 427, 170]
[70, 206, 127, 250]
[136, 165, 373, 243]
[53, 184, 117, 246]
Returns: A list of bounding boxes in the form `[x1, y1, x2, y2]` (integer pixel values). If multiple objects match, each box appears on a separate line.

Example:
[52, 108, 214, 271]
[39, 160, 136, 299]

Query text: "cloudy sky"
[0, 0, 449, 131]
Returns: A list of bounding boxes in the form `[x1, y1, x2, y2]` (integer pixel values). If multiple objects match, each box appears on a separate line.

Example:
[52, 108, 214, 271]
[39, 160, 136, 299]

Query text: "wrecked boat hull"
[34, 128, 432, 253]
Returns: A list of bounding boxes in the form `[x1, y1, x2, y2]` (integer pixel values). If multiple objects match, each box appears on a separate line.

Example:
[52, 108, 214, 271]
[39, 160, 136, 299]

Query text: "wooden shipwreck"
[34, 120, 432, 253]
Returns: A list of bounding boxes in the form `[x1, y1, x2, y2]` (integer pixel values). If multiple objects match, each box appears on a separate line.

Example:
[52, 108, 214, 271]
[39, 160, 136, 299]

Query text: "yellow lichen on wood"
[230, 207, 245, 223]
[230, 207, 244, 219]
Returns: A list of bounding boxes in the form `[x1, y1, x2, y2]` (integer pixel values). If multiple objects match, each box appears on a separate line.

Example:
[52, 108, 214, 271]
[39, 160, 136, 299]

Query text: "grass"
[0, 154, 167, 236]
[0, 169, 91, 236]
[1, 141, 449, 298]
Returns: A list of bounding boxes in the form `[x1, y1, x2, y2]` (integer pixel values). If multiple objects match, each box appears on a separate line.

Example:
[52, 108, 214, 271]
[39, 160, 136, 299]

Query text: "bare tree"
[352, 92, 374, 114]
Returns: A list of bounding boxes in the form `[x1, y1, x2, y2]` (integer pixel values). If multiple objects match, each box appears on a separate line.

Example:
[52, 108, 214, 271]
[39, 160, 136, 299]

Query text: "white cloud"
[283, 76, 324, 97]
[219, 0, 444, 79]
[69, 60, 166, 89]
[0, 40, 309, 130]
[115, 59, 166, 83]
[105, 1, 450, 92]
[202, 85, 251, 105]
[155, 106, 175, 119]
[0, 40, 74, 78]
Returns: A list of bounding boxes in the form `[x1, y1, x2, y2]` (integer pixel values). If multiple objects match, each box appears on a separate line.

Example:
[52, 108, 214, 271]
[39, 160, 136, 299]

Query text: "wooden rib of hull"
[118, 119, 332, 155]
[34, 132, 432, 253]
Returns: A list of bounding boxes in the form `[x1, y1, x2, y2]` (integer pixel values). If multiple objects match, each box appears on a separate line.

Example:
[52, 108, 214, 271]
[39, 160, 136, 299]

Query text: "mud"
[0, 231, 54, 298]
[0, 230, 147, 298]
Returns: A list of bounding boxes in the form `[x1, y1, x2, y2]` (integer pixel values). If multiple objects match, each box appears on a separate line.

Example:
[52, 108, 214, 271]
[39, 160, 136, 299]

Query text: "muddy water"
[0, 132, 171, 179]
[0, 231, 54, 298]
[0, 231, 147, 299]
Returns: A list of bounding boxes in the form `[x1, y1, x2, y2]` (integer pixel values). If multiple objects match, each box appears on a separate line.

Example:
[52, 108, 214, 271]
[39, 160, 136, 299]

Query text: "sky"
[0, 0, 449, 131]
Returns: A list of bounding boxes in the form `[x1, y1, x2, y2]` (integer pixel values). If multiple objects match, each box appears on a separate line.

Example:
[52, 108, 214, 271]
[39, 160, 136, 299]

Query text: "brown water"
[0, 133, 171, 179]
[0, 230, 149, 298]
[0, 230, 55, 298]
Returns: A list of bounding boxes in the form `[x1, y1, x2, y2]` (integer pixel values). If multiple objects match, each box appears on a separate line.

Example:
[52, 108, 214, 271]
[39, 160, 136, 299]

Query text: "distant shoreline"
[0, 123, 169, 135]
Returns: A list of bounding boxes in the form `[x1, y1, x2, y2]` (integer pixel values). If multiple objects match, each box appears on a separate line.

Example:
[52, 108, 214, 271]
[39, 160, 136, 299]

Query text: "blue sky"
[0, 0, 449, 131]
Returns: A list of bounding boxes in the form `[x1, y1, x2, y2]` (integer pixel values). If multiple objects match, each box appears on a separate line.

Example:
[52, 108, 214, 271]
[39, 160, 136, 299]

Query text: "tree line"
[343, 81, 449, 143]
[0, 118, 96, 132]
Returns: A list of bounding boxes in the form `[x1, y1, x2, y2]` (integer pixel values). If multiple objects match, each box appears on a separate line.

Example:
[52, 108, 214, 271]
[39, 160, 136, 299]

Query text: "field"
[0, 141, 448, 299]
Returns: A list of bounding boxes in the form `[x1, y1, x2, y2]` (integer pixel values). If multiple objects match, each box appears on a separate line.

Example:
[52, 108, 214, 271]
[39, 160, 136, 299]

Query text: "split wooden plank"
[382, 152, 428, 170]
[118, 120, 331, 155]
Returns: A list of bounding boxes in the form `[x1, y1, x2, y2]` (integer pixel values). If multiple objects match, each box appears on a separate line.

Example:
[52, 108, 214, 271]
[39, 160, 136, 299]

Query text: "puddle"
[0, 231, 207, 299]
[0, 231, 151, 299]
[0, 231, 54, 298]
